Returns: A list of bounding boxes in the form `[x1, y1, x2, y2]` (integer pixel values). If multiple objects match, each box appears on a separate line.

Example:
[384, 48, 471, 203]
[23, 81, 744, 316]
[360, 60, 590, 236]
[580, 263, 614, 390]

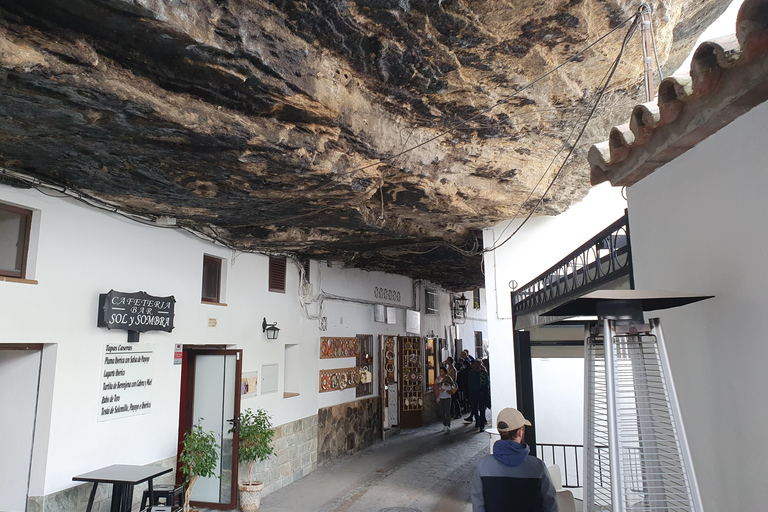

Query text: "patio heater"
[543, 290, 713, 512]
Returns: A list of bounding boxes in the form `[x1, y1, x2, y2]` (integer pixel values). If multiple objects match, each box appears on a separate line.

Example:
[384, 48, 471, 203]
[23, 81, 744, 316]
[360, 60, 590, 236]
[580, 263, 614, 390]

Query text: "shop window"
[269, 256, 286, 293]
[425, 288, 438, 315]
[201, 255, 223, 303]
[473, 287, 481, 309]
[0, 203, 32, 279]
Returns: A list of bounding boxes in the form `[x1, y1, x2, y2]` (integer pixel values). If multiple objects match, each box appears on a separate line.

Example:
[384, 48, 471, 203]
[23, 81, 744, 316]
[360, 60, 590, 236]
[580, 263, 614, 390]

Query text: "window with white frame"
[0, 203, 32, 279]
[474, 331, 483, 359]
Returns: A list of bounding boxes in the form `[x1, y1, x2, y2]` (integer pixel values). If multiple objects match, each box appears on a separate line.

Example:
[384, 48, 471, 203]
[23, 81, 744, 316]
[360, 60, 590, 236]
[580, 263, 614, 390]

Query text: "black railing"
[513, 213, 632, 317]
[537, 443, 610, 489]
[537, 443, 584, 488]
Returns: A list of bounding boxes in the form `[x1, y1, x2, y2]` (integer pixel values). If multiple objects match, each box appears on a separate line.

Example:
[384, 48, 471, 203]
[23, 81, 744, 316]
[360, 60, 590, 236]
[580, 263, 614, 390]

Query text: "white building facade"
[0, 184, 473, 512]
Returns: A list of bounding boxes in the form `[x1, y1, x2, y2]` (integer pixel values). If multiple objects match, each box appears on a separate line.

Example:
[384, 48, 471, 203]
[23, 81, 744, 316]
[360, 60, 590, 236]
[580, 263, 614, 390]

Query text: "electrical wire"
[347, 13, 642, 260]
[258, 14, 638, 214]
[641, 3, 664, 81]
[485, 14, 641, 254]
[1, 12, 643, 273]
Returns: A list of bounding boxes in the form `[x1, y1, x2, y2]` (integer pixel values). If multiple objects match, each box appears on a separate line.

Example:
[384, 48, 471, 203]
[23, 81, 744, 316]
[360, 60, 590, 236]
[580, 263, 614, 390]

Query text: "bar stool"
[140, 484, 183, 510]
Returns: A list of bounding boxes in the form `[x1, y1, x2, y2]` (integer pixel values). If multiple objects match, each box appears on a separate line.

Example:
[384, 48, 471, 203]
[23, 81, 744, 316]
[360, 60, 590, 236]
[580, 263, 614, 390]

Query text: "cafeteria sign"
[99, 290, 176, 334]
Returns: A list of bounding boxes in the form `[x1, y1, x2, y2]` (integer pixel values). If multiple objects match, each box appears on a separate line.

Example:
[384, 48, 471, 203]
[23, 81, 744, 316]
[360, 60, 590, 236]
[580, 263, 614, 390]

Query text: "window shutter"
[269, 257, 287, 293]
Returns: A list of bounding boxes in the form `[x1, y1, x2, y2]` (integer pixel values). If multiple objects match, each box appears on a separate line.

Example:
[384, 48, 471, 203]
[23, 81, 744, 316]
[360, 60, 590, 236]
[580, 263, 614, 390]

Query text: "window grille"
[425, 288, 438, 314]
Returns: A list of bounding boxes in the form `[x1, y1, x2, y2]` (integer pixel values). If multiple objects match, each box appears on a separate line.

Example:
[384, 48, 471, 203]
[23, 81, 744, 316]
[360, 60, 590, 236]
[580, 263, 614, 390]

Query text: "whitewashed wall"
[482, 183, 627, 422]
[456, 288, 488, 358]
[0, 185, 416, 498]
[627, 100, 768, 512]
[314, 264, 413, 409]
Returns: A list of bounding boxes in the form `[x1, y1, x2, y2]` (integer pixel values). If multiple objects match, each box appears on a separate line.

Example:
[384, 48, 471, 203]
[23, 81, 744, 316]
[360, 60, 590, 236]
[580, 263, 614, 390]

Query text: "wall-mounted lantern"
[262, 318, 280, 340]
[452, 293, 469, 324]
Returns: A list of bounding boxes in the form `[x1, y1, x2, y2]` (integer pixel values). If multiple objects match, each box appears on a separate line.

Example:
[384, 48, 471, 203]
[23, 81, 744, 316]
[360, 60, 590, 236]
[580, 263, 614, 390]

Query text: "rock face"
[0, 0, 728, 289]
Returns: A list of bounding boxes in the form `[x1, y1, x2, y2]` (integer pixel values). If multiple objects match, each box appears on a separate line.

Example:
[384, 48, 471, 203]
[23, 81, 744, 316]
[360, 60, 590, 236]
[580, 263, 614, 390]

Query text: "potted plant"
[232, 408, 275, 511]
[179, 419, 219, 512]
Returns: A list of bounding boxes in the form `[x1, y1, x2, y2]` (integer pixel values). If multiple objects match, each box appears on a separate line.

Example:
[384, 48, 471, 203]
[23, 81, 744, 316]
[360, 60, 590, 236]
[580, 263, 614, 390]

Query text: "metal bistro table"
[73, 464, 173, 512]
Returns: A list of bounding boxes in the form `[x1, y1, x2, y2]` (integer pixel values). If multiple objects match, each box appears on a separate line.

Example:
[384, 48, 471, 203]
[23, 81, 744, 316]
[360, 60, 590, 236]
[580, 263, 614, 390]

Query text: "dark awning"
[540, 290, 714, 317]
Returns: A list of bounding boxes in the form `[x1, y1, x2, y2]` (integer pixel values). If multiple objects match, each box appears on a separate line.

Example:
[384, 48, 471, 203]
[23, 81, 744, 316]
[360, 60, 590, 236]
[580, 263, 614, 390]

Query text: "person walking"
[471, 408, 558, 512]
[444, 357, 461, 419]
[467, 360, 489, 431]
[433, 366, 456, 433]
[458, 359, 472, 421]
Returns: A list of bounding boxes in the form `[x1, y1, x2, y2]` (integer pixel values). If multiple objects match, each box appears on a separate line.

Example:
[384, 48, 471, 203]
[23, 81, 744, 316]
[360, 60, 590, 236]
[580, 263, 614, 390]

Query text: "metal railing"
[513, 213, 632, 317]
[538, 443, 609, 489]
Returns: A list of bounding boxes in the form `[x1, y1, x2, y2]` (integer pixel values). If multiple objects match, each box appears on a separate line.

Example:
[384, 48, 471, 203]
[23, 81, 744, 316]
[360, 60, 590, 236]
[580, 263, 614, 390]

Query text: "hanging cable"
[641, 3, 664, 82]
[485, 13, 641, 253]
[257, 14, 638, 214]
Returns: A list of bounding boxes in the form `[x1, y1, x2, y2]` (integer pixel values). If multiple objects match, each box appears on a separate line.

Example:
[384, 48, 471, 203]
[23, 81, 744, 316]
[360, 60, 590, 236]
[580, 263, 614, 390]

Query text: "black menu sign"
[99, 290, 175, 333]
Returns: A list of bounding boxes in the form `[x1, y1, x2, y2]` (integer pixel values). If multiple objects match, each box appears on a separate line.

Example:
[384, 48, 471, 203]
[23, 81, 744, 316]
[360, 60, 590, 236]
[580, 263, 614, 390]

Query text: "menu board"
[98, 342, 154, 422]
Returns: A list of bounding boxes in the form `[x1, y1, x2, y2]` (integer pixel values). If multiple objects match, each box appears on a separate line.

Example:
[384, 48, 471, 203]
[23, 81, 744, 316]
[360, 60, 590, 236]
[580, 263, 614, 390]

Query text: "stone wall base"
[240, 414, 318, 497]
[318, 396, 381, 465]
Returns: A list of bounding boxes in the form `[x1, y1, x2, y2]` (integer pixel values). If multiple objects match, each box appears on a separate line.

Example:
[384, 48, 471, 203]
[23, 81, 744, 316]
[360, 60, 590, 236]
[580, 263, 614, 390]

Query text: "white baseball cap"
[496, 408, 532, 432]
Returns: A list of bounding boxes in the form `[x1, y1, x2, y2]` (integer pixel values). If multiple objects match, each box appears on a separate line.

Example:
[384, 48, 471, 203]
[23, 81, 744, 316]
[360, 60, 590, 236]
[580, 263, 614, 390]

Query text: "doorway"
[178, 348, 242, 509]
[0, 345, 42, 512]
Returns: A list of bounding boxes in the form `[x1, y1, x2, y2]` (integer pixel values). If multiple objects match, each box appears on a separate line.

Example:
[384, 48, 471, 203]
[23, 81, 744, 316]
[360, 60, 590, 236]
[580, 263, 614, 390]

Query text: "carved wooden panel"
[319, 367, 360, 393]
[320, 337, 360, 359]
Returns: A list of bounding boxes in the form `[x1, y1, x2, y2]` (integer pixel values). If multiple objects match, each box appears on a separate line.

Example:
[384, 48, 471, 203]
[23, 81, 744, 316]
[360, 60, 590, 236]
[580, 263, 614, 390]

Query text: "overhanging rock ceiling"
[0, 0, 729, 289]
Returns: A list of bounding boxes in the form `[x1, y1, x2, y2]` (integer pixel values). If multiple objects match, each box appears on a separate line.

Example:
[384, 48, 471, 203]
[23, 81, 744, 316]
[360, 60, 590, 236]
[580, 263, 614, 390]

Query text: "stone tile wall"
[26, 456, 177, 512]
[317, 396, 381, 465]
[243, 414, 318, 496]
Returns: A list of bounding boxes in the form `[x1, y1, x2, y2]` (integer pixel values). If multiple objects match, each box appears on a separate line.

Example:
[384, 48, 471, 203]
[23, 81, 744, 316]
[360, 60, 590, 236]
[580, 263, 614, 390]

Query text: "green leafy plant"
[179, 419, 219, 512]
[231, 408, 275, 484]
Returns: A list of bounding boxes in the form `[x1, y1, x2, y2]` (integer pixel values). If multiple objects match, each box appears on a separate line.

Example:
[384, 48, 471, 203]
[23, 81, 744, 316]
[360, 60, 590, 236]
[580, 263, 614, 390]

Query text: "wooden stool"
[140, 484, 183, 510]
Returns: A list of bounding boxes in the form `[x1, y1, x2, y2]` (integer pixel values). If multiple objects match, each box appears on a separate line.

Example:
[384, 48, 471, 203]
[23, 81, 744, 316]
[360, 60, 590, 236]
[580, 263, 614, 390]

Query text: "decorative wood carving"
[320, 337, 360, 359]
[319, 367, 360, 393]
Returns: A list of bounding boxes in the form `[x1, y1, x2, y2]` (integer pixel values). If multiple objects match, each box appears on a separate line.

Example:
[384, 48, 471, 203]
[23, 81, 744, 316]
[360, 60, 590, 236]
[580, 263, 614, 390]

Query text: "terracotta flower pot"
[238, 481, 264, 512]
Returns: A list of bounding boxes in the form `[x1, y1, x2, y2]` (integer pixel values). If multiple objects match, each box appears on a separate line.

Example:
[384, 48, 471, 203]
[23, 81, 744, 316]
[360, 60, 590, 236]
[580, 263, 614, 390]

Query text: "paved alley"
[258, 420, 489, 512]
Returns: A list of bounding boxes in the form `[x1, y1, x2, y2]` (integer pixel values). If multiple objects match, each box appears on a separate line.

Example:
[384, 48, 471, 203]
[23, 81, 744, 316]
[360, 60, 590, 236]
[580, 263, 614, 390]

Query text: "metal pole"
[603, 318, 624, 512]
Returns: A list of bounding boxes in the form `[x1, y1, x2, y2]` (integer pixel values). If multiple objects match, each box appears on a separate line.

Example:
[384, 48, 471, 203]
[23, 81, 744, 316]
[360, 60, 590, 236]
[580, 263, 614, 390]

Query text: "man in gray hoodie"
[470, 408, 558, 512]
